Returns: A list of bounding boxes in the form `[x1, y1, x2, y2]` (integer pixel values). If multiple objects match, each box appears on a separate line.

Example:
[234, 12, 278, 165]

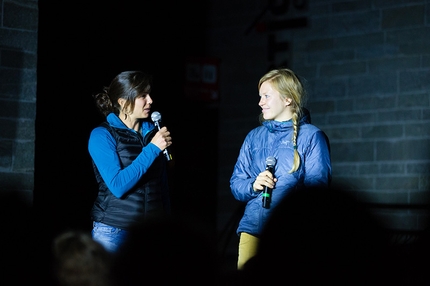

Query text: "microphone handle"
[262, 166, 274, 208]
[262, 187, 272, 208]
[154, 121, 173, 161]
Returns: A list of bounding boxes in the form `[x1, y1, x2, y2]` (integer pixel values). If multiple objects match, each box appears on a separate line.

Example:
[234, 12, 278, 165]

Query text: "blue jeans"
[92, 221, 129, 253]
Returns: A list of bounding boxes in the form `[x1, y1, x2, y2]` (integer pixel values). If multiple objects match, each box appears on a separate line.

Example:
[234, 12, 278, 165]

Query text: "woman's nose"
[147, 95, 153, 104]
[258, 97, 265, 106]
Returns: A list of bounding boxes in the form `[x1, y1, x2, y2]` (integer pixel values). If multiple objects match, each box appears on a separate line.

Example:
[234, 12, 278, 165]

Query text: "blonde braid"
[289, 108, 300, 173]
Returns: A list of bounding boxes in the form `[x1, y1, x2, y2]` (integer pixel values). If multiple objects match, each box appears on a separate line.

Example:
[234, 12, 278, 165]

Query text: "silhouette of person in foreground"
[229, 185, 401, 285]
[51, 230, 114, 286]
[0, 192, 38, 285]
[112, 215, 221, 286]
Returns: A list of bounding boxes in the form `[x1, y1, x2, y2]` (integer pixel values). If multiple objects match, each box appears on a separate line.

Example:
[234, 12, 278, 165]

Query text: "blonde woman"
[230, 68, 332, 270]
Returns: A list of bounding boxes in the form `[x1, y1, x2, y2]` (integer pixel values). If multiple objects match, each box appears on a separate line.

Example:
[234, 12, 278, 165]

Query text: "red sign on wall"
[184, 57, 220, 102]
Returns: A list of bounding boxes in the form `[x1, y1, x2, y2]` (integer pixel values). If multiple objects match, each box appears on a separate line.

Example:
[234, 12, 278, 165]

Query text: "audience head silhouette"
[239, 185, 394, 285]
[112, 215, 221, 286]
[51, 230, 114, 286]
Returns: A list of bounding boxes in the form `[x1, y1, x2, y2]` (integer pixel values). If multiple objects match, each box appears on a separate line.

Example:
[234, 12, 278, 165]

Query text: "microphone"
[262, 156, 276, 209]
[150, 111, 173, 161]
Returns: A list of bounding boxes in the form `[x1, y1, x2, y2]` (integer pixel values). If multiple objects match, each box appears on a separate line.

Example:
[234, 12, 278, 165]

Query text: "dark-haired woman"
[88, 71, 172, 253]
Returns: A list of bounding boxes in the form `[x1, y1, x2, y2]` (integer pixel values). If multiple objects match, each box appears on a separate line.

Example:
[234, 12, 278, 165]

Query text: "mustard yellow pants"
[237, 232, 260, 270]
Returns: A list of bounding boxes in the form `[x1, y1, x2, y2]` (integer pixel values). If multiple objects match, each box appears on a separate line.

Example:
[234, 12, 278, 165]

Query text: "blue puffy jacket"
[230, 111, 332, 236]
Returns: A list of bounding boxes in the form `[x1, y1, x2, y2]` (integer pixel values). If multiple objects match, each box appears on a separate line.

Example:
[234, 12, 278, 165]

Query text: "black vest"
[91, 122, 169, 230]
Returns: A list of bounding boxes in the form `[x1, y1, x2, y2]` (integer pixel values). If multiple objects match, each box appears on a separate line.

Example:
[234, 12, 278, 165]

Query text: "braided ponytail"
[289, 106, 304, 173]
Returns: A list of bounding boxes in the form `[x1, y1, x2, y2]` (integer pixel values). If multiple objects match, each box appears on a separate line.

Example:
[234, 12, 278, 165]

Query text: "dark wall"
[35, 0, 216, 248]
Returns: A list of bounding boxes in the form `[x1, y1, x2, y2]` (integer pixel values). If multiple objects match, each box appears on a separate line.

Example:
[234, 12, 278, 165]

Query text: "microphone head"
[151, 111, 161, 122]
[266, 156, 276, 167]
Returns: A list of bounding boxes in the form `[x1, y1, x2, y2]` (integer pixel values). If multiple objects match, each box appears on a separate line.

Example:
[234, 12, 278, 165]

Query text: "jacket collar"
[262, 108, 311, 132]
[106, 113, 155, 136]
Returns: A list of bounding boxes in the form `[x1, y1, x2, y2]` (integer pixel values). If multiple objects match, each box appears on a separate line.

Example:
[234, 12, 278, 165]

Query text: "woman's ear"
[118, 98, 125, 109]
[285, 98, 293, 106]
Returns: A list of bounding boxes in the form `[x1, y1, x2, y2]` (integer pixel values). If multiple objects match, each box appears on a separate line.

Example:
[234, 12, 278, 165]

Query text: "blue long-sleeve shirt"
[88, 113, 162, 198]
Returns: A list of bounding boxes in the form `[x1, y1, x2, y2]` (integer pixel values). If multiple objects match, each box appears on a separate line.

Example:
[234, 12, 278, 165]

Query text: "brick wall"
[209, 0, 430, 260]
[0, 0, 38, 204]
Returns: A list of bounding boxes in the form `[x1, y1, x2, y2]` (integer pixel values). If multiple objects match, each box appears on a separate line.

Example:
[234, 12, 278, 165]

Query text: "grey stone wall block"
[3, 1, 38, 31]
[382, 5, 425, 29]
